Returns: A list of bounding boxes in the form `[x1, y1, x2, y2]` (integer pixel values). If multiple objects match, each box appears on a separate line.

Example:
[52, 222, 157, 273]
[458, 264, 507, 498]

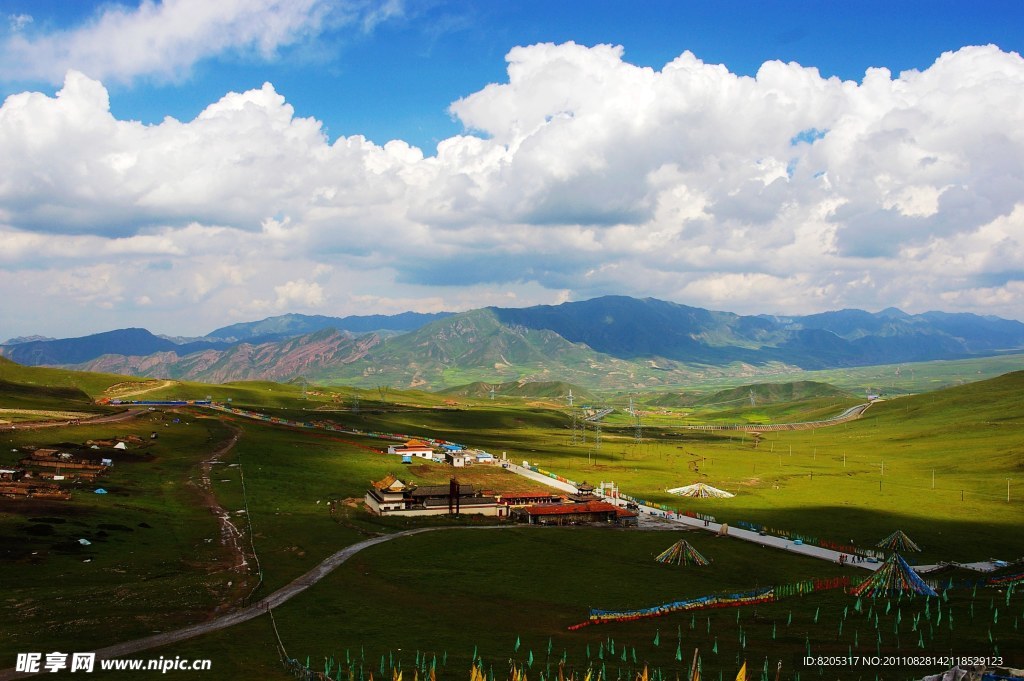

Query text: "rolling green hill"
[437, 379, 596, 402]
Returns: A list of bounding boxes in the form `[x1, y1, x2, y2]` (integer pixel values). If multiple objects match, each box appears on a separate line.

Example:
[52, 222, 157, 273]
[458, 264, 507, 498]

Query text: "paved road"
[502, 462, 880, 571]
[681, 402, 873, 432]
[0, 526, 510, 680]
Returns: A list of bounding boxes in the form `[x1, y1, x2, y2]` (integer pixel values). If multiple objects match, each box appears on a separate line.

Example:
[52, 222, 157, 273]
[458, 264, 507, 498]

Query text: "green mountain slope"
[308, 309, 713, 390]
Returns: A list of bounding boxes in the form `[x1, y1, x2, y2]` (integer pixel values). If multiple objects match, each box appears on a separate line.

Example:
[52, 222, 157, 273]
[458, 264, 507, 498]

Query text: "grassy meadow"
[1, 358, 1023, 678]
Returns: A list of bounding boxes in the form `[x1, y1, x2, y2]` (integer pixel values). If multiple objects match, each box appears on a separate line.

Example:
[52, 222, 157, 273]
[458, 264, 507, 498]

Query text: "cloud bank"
[1, 42, 1023, 335]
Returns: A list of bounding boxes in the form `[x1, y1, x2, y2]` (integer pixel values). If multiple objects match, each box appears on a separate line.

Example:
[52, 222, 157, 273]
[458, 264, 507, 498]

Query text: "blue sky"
[2, 0, 1024, 338]
[5, 0, 1021, 152]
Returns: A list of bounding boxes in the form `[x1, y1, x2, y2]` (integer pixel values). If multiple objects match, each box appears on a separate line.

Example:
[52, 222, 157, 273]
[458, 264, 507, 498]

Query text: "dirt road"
[0, 526, 507, 680]
[0, 408, 142, 432]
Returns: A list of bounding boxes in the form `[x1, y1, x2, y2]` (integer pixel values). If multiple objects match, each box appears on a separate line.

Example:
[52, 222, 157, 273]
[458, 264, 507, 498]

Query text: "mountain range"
[3, 296, 1023, 390]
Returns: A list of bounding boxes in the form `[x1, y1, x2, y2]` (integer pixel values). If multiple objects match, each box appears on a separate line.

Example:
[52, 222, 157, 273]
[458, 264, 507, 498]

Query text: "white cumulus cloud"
[2, 42, 1024, 335]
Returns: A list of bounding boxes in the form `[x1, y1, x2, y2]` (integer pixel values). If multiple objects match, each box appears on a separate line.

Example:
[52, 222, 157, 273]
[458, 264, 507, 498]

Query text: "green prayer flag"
[813, 607, 819, 623]
[653, 630, 659, 647]
[514, 638, 519, 653]
[712, 637, 718, 654]
[528, 651, 534, 669]
[675, 643, 682, 662]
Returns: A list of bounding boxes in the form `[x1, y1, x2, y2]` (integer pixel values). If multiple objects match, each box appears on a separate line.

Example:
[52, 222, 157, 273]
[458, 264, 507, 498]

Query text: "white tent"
[666, 483, 735, 499]
[113, 442, 127, 450]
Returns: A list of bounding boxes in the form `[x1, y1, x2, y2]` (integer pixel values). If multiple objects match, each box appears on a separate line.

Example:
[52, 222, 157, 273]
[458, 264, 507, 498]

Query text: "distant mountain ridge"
[79, 328, 380, 383]
[0, 311, 454, 366]
[6, 296, 1024, 390]
[0, 328, 235, 366]
[490, 296, 1024, 369]
[205, 311, 454, 341]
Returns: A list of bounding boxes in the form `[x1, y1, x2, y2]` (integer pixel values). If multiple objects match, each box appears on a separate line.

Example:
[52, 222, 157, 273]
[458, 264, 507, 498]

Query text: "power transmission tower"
[593, 421, 602, 451]
[634, 411, 643, 444]
[377, 385, 390, 404]
[566, 389, 574, 407]
[489, 385, 496, 400]
[352, 391, 360, 414]
[570, 409, 580, 445]
[749, 388, 756, 407]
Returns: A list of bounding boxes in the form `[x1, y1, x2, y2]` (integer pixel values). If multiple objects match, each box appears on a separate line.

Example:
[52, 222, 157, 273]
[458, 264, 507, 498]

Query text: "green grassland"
[0, 379, 102, 414]
[672, 353, 1024, 398]
[0, 356, 153, 397]
[0, 412, 241, 657]
[140, 529, 1024, 681]
[2, 359, 1024, 679]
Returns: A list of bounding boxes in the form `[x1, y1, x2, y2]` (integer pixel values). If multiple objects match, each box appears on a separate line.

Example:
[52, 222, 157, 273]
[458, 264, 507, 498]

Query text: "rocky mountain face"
[9, 296, 1024, 390]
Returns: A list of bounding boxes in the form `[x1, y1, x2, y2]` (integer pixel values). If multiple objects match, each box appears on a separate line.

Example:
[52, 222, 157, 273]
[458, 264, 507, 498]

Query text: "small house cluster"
[386, 439, 496, 467]
[0, 467, 70, 500]
[18, 447, 111, 481]
[0, 439, 134, 500]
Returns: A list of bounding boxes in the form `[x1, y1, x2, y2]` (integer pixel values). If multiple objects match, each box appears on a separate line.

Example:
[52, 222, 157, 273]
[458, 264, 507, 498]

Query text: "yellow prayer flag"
[735, 662, 747, 681]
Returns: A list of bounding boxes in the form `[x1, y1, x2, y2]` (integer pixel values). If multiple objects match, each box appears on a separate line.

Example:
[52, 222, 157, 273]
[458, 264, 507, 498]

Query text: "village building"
[496, 492, 565, 507]
[445, 451, 466, 467]
[516, 500, 638, 527]
[364, 475, 506, 517]
[0, 478, 71, 500]
[386, 439, 435, 459]
[18, 447, 109, 476]
[566, 481, 598, 503]
[0, 468, 26, 482]
[364, 474, 410, 513]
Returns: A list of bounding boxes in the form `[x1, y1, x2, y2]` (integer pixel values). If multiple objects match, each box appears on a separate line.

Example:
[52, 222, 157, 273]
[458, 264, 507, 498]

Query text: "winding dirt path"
[0, 526, 505, 680]
[102, 379, 178, 399]
[192, 422, 252, 580]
